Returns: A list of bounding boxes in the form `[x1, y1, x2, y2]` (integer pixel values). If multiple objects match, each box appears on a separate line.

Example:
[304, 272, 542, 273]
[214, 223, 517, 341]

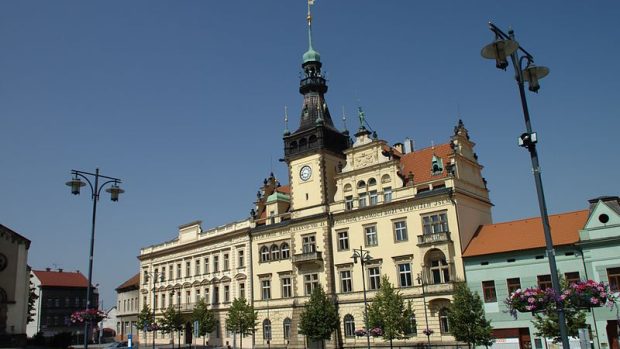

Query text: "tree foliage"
[298, 285, 339, 347]
[226, 297, 258, 349]
[137, 305, 155, 331]
[402, 300, 417, 337]
[447, 282, 494, 349]
[192, 298, 217, 337]
[160, 306, 183, 334]
[27, 278, 39, 323]
[367, 275, 408, 348]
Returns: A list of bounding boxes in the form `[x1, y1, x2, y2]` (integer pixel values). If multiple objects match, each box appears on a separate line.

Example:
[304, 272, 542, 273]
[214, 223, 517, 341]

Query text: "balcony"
[417, 232, 451, 246]
[292, 251, 323, 266]
[424, 282, 454, 295]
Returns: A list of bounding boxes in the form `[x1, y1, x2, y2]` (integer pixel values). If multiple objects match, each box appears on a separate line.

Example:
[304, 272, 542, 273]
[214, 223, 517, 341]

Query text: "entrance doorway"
[607, 320, 619, 349]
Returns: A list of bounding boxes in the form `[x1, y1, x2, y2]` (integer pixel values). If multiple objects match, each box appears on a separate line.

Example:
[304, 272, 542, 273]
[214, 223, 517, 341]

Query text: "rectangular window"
[507, 278, 521, 294]
[154, 295, 158, 309]
[186, 291, 191, 304]
[482, 281, 497, 302]
[195, 289, 201, 303]
[224, 253, 230, 270]
[302, 235, 316, 253]
[204, 258, 209, 274]
[383, 187, 392, 203]
[608, 267, 620, 292]
[195, 261, 200, 276]
[161, 294, 166, 309]
[161, 267, 166, 282]
[186, 262, 191, 278]
[345, 196, 354, 211]
[358, 193, 367, 208]
[143, 270, 148, 284]
[284, 320, 291, 340]
[394, 221, 408, 241]
[282, 277, 292, 298]
[537, 274, 552, 290]
[304, 273, 319, 295]
[169, 265, 173, 280]
[213, 256, 219, 272]
[365, 225, 378, 246]
[238, 250, 244, 267]
[224, 285, 230, 302]
[369, 267, 381, 290]
[369, 190, 378, 205]
[262, 280, 271, 300]
[422, 212, 449, 234]
[340, 270, 352, 293]
[204, 288, 210, 305]
[398, 263, 412, 287]
[239, 283, 245, 299]
[565, 272, 580, 285]
[338, 231, 349, 251]
[213, 286, 219, 304]
[177, 264, 182, 279]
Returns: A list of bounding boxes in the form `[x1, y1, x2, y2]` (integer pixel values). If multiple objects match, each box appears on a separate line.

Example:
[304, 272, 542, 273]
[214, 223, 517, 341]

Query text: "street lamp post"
[351, 246, 372, 349]
[416, 273, 431, 349]
[172, 288, 181, 349]
[481, 23, 569, 349]
[66, 168, 124, 349]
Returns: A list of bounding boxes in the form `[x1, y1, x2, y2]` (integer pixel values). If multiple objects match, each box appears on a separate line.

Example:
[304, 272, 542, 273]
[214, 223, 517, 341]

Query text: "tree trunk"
[240, 332, 243, 349]
[390, 338, 393, 349]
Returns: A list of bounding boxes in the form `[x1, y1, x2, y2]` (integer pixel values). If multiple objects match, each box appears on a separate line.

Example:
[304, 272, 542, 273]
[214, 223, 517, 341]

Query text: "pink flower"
[528, 297, 535, 304]
[591, 297, 599, 304]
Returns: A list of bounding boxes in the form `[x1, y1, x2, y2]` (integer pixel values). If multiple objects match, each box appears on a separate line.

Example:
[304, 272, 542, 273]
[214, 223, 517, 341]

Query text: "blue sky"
[2, 1, 619, 309]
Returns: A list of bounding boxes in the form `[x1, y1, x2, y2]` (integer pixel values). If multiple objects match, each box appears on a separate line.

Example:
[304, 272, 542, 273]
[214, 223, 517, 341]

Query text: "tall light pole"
[480, 23, 569, 349]
[66, 168, 124, 349]
[416, 273, 431, 349]
[351, 246, 372, 349]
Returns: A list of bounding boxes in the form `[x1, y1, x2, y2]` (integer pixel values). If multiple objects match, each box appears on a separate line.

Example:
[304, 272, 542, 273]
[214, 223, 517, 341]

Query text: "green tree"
[27, 279, 39, 323]
[402, 300, 417, 338]
[367, 275, 407, 349]
[298, 285, 339, 349]
[192, 298, 217, 347]
[532, 304, 586, 343]
[137, 305, 155, 334]
[160, 306, 183, 335]
[447, 282, 494, 349]
[226, 297, 257, 349]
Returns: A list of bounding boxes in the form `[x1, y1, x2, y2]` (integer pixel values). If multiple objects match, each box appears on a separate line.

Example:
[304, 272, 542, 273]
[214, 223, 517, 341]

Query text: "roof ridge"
[483, 209, 589, 227]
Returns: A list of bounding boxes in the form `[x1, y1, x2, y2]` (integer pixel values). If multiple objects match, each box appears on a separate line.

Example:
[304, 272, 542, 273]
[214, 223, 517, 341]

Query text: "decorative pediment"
[234, 273, 247, 280]
[220, 276, 232, 283]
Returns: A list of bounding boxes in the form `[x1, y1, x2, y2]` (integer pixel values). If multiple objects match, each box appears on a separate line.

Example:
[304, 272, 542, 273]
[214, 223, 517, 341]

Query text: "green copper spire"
[303, 1, 321, 64]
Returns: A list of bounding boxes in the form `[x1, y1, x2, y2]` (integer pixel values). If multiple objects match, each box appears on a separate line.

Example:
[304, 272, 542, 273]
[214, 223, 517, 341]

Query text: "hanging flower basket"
[505, 287, 557, 318]
[147, 323, 161, 332]
[565, 280, 617, 309]
[369, 327, 383, 337]
[71, 309, 107, 323]
[422, 328, 434, 336]
[354, 329, 367, 337]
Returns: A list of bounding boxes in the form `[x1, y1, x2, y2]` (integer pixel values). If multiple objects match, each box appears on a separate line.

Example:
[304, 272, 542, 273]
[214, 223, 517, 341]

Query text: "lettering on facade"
[291, 221, 326, 232]
[334, 199, 450, 225]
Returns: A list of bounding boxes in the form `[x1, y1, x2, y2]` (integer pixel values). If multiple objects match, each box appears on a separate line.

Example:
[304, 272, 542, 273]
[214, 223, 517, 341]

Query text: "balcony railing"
[417, 231, 451, 246]
[292, 251, 323, 265]
[424, 282, 454, 294]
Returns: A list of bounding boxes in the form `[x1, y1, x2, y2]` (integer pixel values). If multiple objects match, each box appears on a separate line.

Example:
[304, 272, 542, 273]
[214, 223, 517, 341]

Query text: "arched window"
[439, 308, 449, 334]
[343, 183, 353, 192]
[280, 243, 290, 259]
[425, 250, 450, 284]
[357, 180, 366, 189]
[381, 174, 391, 183]
[270, 245, 280, 260]
[263, 319, 272, 340]
[368, 178, 377, 186]
[283, 318, 292, 340]
[299, 138, 308, 149]
[260, 246, 270, 262]
[343, 314, 355, 337]
[290, 141, 298, 150]
[308, 135, 318, 146]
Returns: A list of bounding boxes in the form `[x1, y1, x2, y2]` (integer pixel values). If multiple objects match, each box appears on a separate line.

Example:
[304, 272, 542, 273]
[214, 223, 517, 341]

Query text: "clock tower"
[283, 6, 350, 214]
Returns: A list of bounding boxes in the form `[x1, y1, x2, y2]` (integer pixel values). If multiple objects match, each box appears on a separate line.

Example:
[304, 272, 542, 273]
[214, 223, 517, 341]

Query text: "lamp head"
[351, 254, 358, 264]
[106, 183, 125, 202]
[481, 37, 518, 70]
[66, 177, 86, 195]
[522, 63, 549, 92]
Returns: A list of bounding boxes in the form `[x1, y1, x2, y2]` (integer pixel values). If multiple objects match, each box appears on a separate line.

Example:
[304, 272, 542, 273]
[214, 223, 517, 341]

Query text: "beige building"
[138, 220, 252, 347]
[137, 6, 493, 349]
[0, 224, 31, 347]
[115, 273, 140, 342]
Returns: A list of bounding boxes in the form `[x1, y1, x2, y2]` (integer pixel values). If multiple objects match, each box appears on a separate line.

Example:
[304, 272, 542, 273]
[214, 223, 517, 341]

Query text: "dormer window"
[431, 155, 443, 175]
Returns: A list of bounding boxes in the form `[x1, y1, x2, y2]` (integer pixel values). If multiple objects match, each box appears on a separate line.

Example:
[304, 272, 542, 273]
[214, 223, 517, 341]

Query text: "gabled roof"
[116, 273, 140, 292]
[33, 269, 90, 288]
[400, 143, 452, 185]
[462, 210, 589, 257]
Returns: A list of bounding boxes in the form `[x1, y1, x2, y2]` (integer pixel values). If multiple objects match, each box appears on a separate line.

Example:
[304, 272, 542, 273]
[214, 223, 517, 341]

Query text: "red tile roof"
[33, 269, 90, 288]
[276, 185, 290, 194]
[462, 210, 589, 257]
[400, 143, 452, 185]
[116, 273, 140, 292]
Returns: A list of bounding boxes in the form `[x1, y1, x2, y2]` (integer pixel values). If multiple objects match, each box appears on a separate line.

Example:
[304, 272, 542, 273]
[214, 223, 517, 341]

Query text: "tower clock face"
[299, 165, 312, 181]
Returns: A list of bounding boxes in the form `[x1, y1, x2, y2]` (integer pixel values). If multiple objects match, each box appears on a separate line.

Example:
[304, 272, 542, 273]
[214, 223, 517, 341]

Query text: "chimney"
[393, 143, 403, 154]
[403, 138, 414, 154]
[46, 268, 51, 272]
[58, 268, 63, 273]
